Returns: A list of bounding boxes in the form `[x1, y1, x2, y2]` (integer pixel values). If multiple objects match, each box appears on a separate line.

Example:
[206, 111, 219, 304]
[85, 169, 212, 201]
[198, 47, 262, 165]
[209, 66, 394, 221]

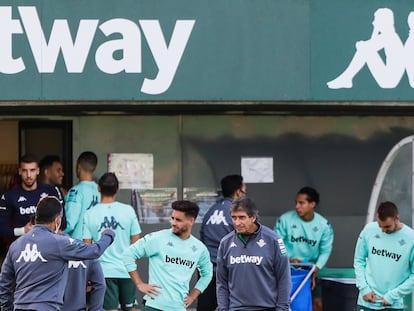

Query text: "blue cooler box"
[290, 268, 312, 311]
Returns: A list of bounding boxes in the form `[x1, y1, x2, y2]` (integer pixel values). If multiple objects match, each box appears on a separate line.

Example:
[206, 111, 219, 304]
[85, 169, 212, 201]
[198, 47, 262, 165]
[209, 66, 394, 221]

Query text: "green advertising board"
[1, 0, 414, 101]
[313, 0, 414, 101]
[0, 0, 310, 100]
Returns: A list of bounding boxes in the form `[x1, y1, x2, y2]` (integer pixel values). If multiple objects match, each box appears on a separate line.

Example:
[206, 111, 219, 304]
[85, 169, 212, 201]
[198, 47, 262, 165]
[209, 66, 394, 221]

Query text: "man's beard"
[23, 179, 35, 188]
[172, 226, 186, 237]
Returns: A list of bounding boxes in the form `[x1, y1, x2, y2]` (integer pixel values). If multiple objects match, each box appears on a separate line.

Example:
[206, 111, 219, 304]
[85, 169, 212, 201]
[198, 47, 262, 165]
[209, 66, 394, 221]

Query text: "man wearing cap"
[0, 196, 115, 311]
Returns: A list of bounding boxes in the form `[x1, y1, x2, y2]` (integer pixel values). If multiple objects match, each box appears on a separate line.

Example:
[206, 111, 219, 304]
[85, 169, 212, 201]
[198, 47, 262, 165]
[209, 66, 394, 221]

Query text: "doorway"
[19, 120, 73, 190]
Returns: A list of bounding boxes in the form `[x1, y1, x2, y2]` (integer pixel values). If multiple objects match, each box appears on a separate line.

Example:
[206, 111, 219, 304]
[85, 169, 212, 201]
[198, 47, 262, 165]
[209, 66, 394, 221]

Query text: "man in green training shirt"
[123, 200, 213, 311]
[65, 151, 100, 239]
[83, 172, 141, 311]
[354, 201, 414, 311]
[275, 186, 334, 311]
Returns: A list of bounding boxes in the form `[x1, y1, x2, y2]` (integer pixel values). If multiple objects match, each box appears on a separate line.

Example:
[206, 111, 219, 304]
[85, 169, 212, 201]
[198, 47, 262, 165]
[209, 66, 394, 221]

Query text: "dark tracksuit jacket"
[62, 258, 106, 311]
[216, 224, 292, 311]
[0, 225, 114, 311]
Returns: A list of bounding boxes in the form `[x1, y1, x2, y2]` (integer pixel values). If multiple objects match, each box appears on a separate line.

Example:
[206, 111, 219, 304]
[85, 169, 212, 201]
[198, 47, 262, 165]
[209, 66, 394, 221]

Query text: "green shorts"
[143, 305, 163, 311]
[312, 278, 322, 299]
[104, 278, 137, 311]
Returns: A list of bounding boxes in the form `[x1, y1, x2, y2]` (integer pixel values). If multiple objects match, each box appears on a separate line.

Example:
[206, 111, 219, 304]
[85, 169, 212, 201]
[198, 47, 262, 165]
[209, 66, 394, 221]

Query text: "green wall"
[67, 114, 414, 267]
[3, 0, 414, 100]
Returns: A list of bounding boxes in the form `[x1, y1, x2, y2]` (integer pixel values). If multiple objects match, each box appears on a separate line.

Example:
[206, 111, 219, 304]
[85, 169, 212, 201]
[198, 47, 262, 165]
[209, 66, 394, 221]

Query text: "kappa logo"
[68, 260, 87, 269]
[17, 196, 27, 202]
[16, 243, 47, 263]
[206, 210, 229, 226]
[327, 8, 414, 89]
[87, 196, 99, 210]
[40, 192, 48, 198]
[99, 216, 124, 231]
[230, 242, 237, 248]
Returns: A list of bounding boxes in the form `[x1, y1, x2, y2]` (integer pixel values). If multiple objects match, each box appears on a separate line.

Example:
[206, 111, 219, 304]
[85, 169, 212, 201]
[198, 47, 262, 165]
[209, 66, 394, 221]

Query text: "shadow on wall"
[183, 129, 413, 216]
[182, 127, 413, 267]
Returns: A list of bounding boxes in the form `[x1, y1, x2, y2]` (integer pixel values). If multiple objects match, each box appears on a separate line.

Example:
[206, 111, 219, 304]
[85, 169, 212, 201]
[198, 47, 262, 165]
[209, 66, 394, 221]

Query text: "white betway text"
[0, 6, 195, 95]
[230, 255, 263, 265]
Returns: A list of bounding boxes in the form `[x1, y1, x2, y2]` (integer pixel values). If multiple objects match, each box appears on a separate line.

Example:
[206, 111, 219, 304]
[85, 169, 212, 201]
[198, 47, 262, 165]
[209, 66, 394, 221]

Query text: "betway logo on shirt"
[0, 6, 195, 95]
[371, 246, 402, 262]
[290, 235, 317, 247]
[20, 205, 36, 215]
[230, 255, 263, 266]
[165, 255, 195, 269]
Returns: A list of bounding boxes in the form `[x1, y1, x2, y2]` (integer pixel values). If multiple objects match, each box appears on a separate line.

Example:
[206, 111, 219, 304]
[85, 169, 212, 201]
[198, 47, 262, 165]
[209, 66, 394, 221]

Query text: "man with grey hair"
[216, 197, 292, 311]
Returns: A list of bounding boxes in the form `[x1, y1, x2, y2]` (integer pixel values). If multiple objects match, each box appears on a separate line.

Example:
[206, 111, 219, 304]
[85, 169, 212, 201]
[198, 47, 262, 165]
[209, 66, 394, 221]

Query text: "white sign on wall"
[241, 157, 274, 183]
[108, 153, 153, 189]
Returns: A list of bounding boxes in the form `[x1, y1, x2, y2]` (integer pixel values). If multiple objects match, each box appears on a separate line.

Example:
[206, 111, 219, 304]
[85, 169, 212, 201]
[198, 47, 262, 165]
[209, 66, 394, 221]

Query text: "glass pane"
[376, 143, 412, 225]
